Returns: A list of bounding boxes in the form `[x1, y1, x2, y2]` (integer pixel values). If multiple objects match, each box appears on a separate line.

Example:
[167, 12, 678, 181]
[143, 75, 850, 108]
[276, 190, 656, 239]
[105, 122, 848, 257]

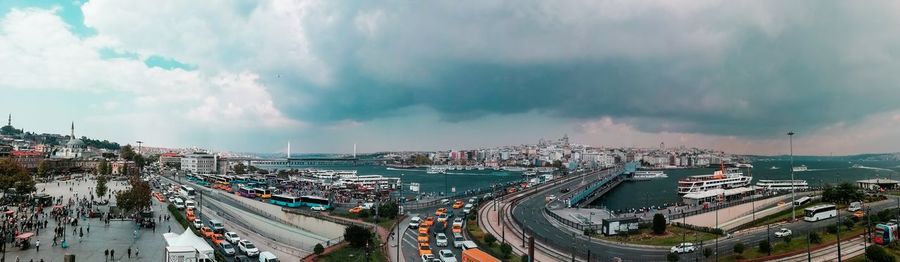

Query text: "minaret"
[287, 141, 291, 158]
[353, 143, 357, 158]
[71, 122, 75, 138]
[6, 114, 10, 126]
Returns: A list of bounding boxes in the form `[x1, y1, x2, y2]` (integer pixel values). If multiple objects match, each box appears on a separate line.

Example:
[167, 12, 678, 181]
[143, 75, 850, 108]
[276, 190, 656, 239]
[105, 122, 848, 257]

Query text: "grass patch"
[597, 225, 719, 246]
[317, 236, 388, 262]
[727, 224, 866, 261]
[465, 216, 522, 262]
[331, 211, 399, 231]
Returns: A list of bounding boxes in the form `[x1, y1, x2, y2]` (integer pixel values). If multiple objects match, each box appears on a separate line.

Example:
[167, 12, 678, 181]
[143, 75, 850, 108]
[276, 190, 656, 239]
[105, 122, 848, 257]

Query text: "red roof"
[161, 152, 181, 157]
[11, 150, 43, 157]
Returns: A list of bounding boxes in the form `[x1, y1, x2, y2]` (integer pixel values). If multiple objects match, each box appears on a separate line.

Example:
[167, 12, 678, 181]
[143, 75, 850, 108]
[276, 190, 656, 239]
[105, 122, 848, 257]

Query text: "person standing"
[127, 247, 131, 258]
[34, 240, 39, 252]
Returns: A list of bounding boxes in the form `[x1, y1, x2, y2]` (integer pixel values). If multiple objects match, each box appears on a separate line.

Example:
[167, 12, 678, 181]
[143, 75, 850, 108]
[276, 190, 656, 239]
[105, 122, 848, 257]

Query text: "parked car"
[438, 249, 457, 262]
[258, 251, 279, 262]
[238, 240, 260, 257]
[219, 242, 236, 256]
[775, 228, 792, 238]
[224, 232, 241, 244]
[435, 233, 449, 247]
[670, 243, 695, 254]
[409, 216, 422, 229]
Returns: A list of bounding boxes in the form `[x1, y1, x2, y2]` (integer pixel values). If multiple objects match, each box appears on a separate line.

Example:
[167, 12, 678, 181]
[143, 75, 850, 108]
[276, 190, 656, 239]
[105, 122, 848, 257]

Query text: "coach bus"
[793, 196, 811, 206]
[237, 187, 257, 198]
[270, 195, 302, 208]
[180, 185, 196, 199]
[254, 188, 272, 199]
[804, 204, 837, 222]
[300, 196, 331, 209]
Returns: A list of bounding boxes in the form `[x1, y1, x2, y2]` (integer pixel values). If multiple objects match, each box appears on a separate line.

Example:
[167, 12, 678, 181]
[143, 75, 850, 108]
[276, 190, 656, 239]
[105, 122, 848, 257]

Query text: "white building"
[181, 152, 217, 173]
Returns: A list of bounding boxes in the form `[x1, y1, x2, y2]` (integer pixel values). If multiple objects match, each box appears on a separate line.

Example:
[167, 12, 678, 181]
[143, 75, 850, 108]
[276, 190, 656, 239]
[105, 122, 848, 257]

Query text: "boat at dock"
[426, 166, 448, 174]
[755, 179, 809, 191]
[631, 170, 667, 180]
[677, 167, 752, 194]
[792, 165, 808, 172]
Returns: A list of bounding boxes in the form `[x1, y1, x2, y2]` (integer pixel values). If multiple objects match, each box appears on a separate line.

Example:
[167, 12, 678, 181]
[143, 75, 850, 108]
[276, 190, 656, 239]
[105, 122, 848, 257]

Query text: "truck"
[165, 246, 198, 262]
[461, 248, 500, 262]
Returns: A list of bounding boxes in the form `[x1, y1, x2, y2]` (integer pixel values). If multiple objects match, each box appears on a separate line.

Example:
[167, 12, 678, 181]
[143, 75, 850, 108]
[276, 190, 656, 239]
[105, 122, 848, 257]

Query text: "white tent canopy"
[164, 230, 214, 258]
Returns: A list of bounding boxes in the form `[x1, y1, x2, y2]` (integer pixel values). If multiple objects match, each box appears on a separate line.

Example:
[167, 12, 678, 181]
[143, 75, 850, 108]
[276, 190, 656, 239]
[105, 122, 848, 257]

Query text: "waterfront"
[593, 159, 900, 210]
[303, 165, 525, 195]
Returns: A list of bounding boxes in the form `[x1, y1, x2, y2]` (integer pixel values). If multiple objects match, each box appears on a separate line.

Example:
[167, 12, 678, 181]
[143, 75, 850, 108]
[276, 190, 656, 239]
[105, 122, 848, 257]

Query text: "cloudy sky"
[2, 0, 900, 155]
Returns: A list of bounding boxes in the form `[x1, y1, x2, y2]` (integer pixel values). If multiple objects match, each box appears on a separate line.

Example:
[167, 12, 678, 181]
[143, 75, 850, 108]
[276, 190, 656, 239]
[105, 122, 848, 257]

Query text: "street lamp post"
[788, 131, 796, 221]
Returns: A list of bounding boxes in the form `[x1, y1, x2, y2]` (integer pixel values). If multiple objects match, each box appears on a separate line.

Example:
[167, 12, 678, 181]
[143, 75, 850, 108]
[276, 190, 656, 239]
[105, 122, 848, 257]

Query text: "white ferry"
[632, 170, 668, 180]
[503, 166, 526, 172]
[677, 168, 752, 194]
[792, 165, 808, 172]
[755, 179, 809, 191]
[426, 166, 448, 174]
[522, 171, 538, 177]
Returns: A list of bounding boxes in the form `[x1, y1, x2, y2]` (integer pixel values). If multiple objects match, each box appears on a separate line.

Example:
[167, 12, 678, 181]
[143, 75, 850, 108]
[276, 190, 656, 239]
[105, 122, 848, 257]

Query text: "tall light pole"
[788, 131, 796, 221]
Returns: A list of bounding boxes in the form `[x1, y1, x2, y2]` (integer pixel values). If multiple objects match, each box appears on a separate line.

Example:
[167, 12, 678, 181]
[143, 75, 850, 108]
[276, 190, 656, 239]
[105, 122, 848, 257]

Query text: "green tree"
[115, 176, 152, 214]
[134, 154, 146, 170]
[652, 213, 667, 234]
[0, 158, 28, 191]
[826, 225, 838, 234]
[96, 175, 108, 198]
[666, 252, 680, 262]
[733, 243, 745, 254]
[520, 254, 530, 262]
[313, 244, 325, 255]
[413, 155, 433, 165]
[120, 144, 136, 161]
[13, 172, 36, 195]
[378, 202, 400, 219]
[703, 248, 712, 258]
[809, 232, 822, 244]
[342, 225, 372, 248]
[233, 163, 247, 175]
[783, 235, 792, 244]
[499, 243, 513, 258]
[36, 160, 50, 178]
[484, 233, 497, 246]
[866, 245, 896, 262]
[758, 240, 771, 254]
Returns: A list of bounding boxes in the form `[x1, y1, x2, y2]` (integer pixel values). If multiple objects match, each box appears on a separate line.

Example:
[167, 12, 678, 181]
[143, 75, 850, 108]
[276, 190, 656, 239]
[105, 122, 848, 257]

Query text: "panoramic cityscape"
[4, 1, 900, 262]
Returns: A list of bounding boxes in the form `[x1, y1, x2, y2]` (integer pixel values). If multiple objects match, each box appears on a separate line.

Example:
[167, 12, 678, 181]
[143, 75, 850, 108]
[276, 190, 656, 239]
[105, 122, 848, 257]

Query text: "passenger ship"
[677, 168, 752, 194]
[755, 179, 809, 191]
[632, 170, 668, 180]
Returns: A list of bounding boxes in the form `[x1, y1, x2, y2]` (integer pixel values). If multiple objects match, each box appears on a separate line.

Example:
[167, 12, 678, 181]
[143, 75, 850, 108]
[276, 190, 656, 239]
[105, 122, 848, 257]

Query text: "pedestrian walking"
[135, 247, 139, 257]
[35, 240, 39, 252]
[110, 249, 115, 259]
[127, 247, 131, 258]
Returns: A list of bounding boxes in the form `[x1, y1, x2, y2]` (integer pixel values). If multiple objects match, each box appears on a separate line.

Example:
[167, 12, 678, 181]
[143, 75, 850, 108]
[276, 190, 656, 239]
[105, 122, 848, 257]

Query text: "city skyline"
[4, 1, 900, 155]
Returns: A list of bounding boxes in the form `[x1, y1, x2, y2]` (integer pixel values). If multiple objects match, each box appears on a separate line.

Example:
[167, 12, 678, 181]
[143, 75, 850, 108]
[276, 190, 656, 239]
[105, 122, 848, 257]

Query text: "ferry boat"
[770, 166, 780, 170]
[522, 171, 538, 177]
[677, 168, 752, 194]
[735, 163, 754, 168]
[792, 165, 808, 172]
[426, 166, 448, 174]
[756, 179, 809, 191]
[503, 166, 526, 172]
[632, 170, 668, 180]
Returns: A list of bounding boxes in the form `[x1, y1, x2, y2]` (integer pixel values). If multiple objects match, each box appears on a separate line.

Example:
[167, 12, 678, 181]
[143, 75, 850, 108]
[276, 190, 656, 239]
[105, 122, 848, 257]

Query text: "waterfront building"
[181, 152, 218, 173]
[857, 178, 900, 190]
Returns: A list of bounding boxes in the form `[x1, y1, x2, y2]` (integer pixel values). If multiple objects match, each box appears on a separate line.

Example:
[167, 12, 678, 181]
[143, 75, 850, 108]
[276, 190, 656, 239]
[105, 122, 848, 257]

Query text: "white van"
[848, 202, 862, 212]
[259, 251, 279, 262]
[174, 198, 186, 209]
[185, 200, 197, 210]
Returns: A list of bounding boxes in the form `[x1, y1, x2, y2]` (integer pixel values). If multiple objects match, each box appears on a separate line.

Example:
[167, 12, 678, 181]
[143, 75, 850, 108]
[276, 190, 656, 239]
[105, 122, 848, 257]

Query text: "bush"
[826, 225, 838, 234]
[484, 233, 497, 246]
[783, 235, 792, 244]
[758, 240, 771, 254]
[652, 213, 667, 235]
[703, 248, 712, 258]
[844, 219, 855, 230]
[866, 245, 896, 262]
[378, 202, 400, 219]
[666, 252, 680, 262]
[733, 243, 745, 254]
[583, 228, 596, 236]
[343, 225, 373, 248]
[314, 244, 325, 255]
[499, 243, 513, 258]
[520, 254, 530, 262]
[809, 232, 822, 244]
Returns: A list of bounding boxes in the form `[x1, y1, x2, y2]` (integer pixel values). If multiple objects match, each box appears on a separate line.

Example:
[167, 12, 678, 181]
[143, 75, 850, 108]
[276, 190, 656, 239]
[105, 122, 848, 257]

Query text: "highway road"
[507, 170, 900, 261]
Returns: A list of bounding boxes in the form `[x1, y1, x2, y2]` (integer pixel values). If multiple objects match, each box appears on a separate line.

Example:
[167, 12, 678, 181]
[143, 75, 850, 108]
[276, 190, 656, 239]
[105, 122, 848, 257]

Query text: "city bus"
[793, 196, 811, 206]
[254, 188, 272, 199]
[236, 187, 256, 198]
[300, 196, 331, 209]
[180, 185, 196, 199]
[232, 176, 249, 183]
[804, 204, 837, 222]
[270, 195, 302, 208]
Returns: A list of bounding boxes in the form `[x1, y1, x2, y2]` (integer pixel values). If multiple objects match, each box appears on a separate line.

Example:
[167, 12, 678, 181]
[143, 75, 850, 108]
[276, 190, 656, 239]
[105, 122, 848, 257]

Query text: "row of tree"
[0, 159, 36, 195]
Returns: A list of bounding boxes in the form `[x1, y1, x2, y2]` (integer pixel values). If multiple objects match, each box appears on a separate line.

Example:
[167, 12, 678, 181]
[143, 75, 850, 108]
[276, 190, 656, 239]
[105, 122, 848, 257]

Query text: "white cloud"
[0, 7, 299, 146]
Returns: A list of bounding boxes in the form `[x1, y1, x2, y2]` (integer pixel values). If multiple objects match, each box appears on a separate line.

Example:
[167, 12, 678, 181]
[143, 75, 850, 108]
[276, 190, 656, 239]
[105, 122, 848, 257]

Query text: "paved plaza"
[0, 177, 183, 262]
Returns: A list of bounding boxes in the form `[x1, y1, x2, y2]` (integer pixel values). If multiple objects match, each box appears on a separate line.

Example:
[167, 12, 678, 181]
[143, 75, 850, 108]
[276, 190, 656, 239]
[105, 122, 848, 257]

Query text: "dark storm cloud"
[275, 0, 900, 137]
